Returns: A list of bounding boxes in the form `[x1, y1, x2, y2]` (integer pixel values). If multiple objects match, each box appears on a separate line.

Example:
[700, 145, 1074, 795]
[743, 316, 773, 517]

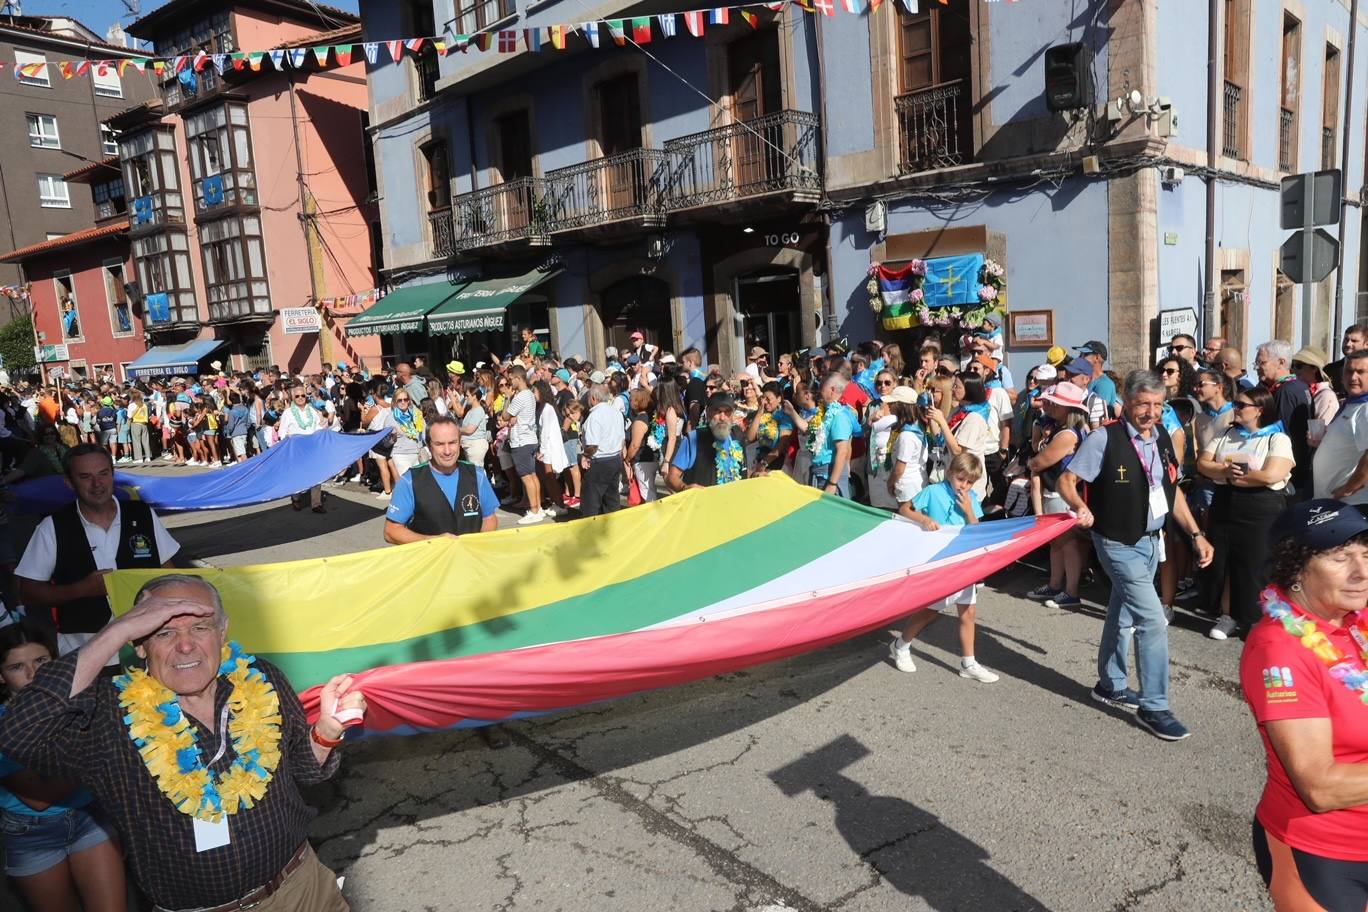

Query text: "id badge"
[193, 816, 230, 852]
[1148, 484, 1168, 522]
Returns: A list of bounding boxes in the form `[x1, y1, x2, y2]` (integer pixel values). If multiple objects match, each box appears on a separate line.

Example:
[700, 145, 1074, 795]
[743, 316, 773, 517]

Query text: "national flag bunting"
[899, 0, 919, 12]
[708, 8, 730, 24]
[474, 33, 492, 51]
[230, 53, 245, 71]
[631, 17, 652, 43]
[523, 28, 541, 52]
[312, 46, 329, 66]
[211, 53, 227, 74]
[247, 52, 265, 71]
[75, 60, 91, 76]
[363, 42, 380, 65]
[335, 45, 354, 66]
[497, 30, 517, 53]
[869, 0, 884, 10]
[682, 11, 705, 36]
[405, 38, 426, 54]
[657, 13, 677, 37]
[268, 49, 287, 70]
[288, 47, 309, 68]
[841, 0, 865, 12]
[549, 24, 569, 49]
[59, 60, 74, 79]
[739, 9, 758, 27]
[386, 40, 404, 62]
[606, 19, 626, 46]
[813, 0, 836, 15]
[192, 51, 209, 72]
[582, 21, 600, 48]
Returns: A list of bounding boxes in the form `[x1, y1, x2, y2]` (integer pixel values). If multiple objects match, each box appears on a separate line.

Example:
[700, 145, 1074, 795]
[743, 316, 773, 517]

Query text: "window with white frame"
[101, 124, 118, 156]
[26, 114, 59, 149]
[104, 260, 133, 335]
[14, 50, 49, 87]
[37, 174, 69, 208]
[92, 65, 122, 98]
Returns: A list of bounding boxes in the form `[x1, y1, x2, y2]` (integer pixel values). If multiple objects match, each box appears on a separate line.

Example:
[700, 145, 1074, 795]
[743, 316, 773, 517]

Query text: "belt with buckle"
[166, 841, 311, 912]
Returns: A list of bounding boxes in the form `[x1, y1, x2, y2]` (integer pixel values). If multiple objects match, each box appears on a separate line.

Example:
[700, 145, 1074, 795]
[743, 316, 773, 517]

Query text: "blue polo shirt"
[386, 463, 499, 525]
[913, 480, 983, 526]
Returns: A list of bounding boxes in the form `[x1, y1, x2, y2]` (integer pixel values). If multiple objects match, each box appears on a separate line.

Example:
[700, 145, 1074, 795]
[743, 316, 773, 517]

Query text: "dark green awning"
[345, 282, 451, 337]
[426, 266, 562, 336]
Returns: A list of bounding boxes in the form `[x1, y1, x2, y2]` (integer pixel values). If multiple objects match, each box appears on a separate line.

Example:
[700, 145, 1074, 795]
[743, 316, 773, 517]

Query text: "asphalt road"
[6, 467, 1271, 911]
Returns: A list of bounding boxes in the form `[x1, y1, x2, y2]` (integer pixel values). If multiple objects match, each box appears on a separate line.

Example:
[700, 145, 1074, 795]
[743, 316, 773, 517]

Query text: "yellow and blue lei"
[115, 641, 282, 823]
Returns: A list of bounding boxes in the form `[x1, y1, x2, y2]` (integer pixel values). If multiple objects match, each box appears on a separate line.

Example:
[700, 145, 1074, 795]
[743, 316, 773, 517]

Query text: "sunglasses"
[1169, 344, 1192, 352]
[394, 398, 411, 403]
[876, 379, 894, 388]
[1234, 401, 1258, 410]
[935, 367, 954, 376]
[293, 394, 308, 400]
[1161, 368, 1179, 375]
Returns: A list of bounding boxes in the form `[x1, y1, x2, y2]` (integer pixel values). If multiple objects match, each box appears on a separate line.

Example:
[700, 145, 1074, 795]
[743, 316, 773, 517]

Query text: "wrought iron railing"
[1279, 107, 1295, 171]
[446, 177, 548, 252]
[428, 206, 454, 258]
[896, 81, 965, 173]
[1322, 126, 1336, 171]
[663, 110, 821, 209]
[542, 148, 668, 231]
[1222, 81, 1242, 158]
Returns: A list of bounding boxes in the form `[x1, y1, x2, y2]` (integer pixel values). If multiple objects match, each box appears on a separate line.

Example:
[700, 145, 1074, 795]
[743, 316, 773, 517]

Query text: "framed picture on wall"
[1008, 310, 1053, 349]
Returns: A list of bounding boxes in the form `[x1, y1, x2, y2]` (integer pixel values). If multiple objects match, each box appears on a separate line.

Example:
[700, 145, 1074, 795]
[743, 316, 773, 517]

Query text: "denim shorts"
[1, 806, 115, 877]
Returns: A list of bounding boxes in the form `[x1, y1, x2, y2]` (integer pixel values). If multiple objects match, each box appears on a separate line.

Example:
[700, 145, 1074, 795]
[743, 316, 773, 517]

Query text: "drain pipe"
[1203, 0, 1220, 340]
[1333, 0, 1360, 338]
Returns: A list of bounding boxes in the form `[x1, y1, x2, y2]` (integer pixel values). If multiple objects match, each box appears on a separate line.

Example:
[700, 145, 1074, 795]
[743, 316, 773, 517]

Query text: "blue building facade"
[358, 0, 1368, 376]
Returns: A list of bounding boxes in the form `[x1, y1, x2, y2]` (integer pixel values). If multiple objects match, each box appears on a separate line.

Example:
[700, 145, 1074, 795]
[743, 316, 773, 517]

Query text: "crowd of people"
[0, 317, 1367, 910]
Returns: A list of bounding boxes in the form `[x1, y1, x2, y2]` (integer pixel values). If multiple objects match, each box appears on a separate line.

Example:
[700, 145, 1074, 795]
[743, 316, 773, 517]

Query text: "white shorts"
[1041, 491, 1071, 515]
[230, 435, 248, 457]
[939, 583, 978, 614]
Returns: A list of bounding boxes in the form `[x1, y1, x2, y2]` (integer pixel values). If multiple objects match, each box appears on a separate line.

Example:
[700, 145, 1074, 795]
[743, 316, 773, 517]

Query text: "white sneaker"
[375, 491, 391, 500]
[959, 661, 1000, 684]
[186, 459, 201, 466]
[517, 510, 546, 525]
[889, 640, 916, 673]
[347, 475, 361, 483]
[161, 453, 174, 461]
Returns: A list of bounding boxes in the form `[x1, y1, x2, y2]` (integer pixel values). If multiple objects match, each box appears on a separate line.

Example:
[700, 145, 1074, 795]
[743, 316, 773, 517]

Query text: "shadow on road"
[170, 495, 385, 560]
[770, 734, 1051, 911]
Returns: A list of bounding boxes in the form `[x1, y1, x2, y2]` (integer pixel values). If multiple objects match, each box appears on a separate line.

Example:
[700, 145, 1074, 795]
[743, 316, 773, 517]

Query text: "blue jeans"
[1092, 531, 1170, 711]
[809, 464, 850, 498]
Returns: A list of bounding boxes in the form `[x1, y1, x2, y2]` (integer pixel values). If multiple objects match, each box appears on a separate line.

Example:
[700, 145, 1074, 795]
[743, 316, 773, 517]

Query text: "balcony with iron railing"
[1279, 107, 1295, 171]
[438, 177, 549, 256]
[663, 110, 821, 211]
[1222, 81, 1243, 158]
[541, 148, 669, 233]
[896, 81, 967, 173]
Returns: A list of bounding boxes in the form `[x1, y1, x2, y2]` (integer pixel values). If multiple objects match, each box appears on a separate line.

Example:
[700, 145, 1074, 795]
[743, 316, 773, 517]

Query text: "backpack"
[96, 406, 117, 431]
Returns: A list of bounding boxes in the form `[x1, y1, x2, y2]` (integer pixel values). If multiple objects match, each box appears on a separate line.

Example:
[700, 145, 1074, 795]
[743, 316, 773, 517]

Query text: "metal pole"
[1203, 0, 1220, 340]
[1333, 0, 1361, 337]
[1302, 228, 1315, 346]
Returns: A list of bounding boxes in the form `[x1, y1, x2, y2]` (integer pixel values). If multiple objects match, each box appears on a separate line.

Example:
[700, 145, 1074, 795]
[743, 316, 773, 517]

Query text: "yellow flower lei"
[757, 411, 780, 448]
[806, 404, 828, 453]
[116, 642, 282, 822]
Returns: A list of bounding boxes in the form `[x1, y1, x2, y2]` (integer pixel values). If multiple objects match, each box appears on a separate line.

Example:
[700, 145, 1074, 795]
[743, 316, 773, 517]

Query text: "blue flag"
[921, 254, 984, 309]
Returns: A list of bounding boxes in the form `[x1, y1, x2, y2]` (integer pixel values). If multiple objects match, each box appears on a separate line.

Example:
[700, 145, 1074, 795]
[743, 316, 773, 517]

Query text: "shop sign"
[34, 343, 69, 363]
[282, 307, 322, 335]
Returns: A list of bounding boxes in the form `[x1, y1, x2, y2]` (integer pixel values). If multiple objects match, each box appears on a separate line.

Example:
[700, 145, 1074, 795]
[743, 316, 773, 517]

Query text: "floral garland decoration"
[1261, 586, 1368, 703]
[116, 641, 283, 822]
[645, 415, 667, 452]
[714, 435, 744, 485]
[806, 403, 828, 454]
[756, 411, 780, 449]
[868, 258, 1006, 330]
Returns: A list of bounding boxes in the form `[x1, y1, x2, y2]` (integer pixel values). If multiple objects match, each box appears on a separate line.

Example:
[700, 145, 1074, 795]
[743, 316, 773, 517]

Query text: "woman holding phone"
[1197, 384, 1295, 640]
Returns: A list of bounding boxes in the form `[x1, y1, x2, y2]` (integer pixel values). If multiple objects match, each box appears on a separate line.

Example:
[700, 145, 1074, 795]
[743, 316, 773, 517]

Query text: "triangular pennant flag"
[497, 30, 518, 52]
[657, 13, 677, 37]
[682, 11, 705, 36]
[631, 18, 652, 43]
[739, 9, 759, 27]
[474, 33, 492, 51]
[312, 46, 329, 66]
[152, 59, 167, 75]
[814, 0, 836, 15]
[118, 59, 132, 76]
[405, 38, 426, 54]
[606, 19, 626, 46]
[432, 38, 448, 56]
[452, 35, 471, 53]
[75, 60, 92, 76]
[247, 52, 266, 71]
[899, 0, 918, 11]
[363, 42, 380, 65]
[549, 24, 568, 49]
[842, 0, 865, 12]
[869, 0, 884, 10]
[211, 53, 227, 75]
[95, 60, 111, 76]
[386, 40, 404, 62]
[793, 0, 814, 10]
[288, 47, 309, 68]
[523, 28, 541, 52]
[173, 55, 190, 73]
[230, 53, 245, 71]
[59, 60, 75, 79]
[193, 50, 209, 72]
[708, 8, 729, 25]
[268, 49, 287, 70]
[335, 44, 355, 66]
[582, 21, 600, 48]
[764, 1, 785, 9]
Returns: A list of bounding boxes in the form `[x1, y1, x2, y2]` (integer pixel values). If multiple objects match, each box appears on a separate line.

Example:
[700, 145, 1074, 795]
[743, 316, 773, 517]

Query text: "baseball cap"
[1063, 358, 1093, 377]
[882, 385, 918, 405]
[706, 391, 736, 413]
[630, 330, 644, 341]
[1046, 346, 1068, 366]
[1271, 500, 1368, 550]
[808, 347, 827, 360]
[554, 368, 572, 383]
[626, 354, 640, 367]
[1075, 340, 1109, 360]
[659, 353, 676, 364]
[1032, 364, 1058, 382]
[588, 370, 607, 384]
[749, 345, 768, 359]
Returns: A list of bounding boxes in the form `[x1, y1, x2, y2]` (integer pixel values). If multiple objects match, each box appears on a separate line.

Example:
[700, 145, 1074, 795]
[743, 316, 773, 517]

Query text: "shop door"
[597, 75, 644, 212]
[736, 271, 799, 362]
[601, 276, 673, 355]
[728, 29, 782, 190]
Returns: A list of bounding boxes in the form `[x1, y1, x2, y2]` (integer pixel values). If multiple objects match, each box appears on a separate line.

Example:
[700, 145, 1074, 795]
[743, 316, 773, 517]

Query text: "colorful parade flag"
[104, 477, 1073, 736]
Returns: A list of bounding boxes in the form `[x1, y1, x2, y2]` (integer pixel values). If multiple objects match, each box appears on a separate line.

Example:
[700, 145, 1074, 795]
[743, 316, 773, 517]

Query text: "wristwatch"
[1190, 530, 1206, 543]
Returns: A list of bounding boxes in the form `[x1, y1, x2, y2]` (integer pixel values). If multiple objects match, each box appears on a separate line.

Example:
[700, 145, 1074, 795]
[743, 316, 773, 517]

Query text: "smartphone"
[918, 392, 934, 409]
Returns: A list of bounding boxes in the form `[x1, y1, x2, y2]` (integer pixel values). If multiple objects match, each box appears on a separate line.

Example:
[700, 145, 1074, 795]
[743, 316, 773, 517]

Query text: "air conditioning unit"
[864, 200, 886, 234]
[1160, 166, 1185, 187]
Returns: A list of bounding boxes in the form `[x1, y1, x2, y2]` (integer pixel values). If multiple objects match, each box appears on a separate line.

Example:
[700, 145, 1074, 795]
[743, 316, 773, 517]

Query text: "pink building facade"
[114, 0, 380, 377]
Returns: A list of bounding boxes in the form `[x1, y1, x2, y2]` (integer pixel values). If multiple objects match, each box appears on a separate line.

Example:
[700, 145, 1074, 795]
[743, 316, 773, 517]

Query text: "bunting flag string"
[10, 0, 987, 85]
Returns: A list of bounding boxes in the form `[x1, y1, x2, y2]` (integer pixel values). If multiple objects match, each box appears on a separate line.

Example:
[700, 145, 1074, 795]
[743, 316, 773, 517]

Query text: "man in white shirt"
[1313, 350, 1368, 504]
[279, 384, 328, 512]
[579, 383, 626, 517]
[16, 444, 179, 667]
[501, 365, 544, 525]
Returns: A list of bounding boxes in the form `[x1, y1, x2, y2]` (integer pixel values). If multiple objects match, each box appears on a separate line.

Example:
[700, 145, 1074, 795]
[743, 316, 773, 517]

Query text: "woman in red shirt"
[1241, 498, 1368, 912]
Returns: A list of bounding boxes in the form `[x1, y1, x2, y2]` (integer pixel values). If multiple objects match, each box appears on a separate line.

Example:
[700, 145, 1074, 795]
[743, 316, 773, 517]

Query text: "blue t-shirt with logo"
[912, 480, 983, 526]
[812, 403, 856, 467]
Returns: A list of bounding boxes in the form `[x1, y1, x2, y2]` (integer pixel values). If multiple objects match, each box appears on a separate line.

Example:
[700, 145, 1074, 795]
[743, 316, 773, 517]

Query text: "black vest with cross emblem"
[407, 462, 484, 536]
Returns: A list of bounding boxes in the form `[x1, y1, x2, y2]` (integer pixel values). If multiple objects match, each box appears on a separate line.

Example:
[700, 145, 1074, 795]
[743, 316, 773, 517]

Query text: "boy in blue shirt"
[890, 453, 999, 684]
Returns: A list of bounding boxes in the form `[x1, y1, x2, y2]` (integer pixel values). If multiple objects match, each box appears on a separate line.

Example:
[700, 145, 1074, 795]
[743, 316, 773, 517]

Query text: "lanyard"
[1129, 434, 1159, 488]
[207, 703, 231, 766]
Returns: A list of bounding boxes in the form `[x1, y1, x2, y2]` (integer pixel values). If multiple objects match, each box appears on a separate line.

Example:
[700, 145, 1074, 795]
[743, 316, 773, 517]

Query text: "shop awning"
[345, 282, 451, 337]
[126, 340, 227, 380]
[426, 266, 562, 335]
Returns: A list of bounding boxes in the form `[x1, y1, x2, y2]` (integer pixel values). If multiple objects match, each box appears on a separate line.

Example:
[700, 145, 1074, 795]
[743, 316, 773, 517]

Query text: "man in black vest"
[666, 393, 748, 492]
[14, 443, 180, 669]
[384, 415, 499, 543]
[1058, 370, 1212, 743]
